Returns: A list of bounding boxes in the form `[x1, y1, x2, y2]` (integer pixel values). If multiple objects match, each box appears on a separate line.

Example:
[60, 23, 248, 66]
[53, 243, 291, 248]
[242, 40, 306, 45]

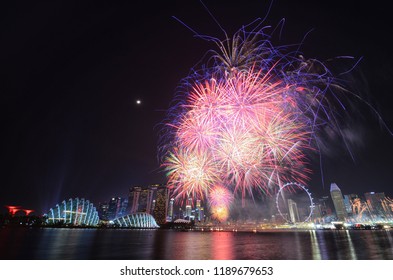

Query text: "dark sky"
[1, 0, 393, 214]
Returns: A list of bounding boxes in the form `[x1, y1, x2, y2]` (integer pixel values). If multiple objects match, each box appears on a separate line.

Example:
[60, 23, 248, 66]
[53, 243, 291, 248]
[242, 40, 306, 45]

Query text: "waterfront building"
[330, 183, 347, 221]
[195, 199, 201, 221]
[199, 206, 204, 222]
[128, 184, 168, 215]
[117, 198, 128, 218]
[45, 197, 99, 226]
[318, 196, 333, 217]
[113, 212, 159, 228]
[167, 198, 174, 222]
[98, 202, 109, 220]
[128, 186, 142, 213]
[311, 203, 323, 223]
[185, 197, 192, 218]
[153, 186, 168, 225]
[288, 199, 300, 223]
[107, 197, 122, 220]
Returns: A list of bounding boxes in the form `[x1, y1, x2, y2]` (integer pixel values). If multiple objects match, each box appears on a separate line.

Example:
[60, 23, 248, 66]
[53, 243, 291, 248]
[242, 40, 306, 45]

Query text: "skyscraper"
[288, 199, 300, 223]
[128, 186, 142, 214]
[195, 199, 201, 221]
[330, 183, 347, 221]
[185, 197, 192, 218]
[128, 185, 157, 214]
[168, 198, 174, 222]
[107, 197, 122, 220]
[153, 186, 168, 225]
[98, 202, 109, 221]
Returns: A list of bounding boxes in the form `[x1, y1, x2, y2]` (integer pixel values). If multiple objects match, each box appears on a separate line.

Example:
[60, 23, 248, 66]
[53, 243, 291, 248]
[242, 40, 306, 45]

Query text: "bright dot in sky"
[136, 99, 141, 105]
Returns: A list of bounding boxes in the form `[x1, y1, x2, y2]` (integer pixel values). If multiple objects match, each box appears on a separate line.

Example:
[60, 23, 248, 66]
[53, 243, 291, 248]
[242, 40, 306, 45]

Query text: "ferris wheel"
[275, 182, 315, 223]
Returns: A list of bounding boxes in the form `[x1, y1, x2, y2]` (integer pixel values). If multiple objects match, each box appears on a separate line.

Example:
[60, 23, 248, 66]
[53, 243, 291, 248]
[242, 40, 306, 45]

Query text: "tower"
[195, 199, 201, 221]
[128, 186, 142, 214]
[288, 199, 300, 223]
[185, 197, 192, 218]
[153, 186, 168, 225]
[107, 197, 122, 220]
[330, 183, 347, 221]
[168, 198, 174, 222]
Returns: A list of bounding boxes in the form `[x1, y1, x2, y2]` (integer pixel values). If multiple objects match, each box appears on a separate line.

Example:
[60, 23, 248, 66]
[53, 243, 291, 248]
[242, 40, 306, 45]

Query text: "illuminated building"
[137, 188, 150, 213]
[364, 192, 386, 218]
[195, 199, 201, 221]
[128, 186, 142, 213]
[311, 203, 323, 223]
[168, 198, 174, 222]
[199, 207, 204, 222]
[153, 186, 168, 225]
[117, 198, 128, 217]
[128, 184, 167, 214]
[5, 206, 34, 216]
[113, 212, 159, 228]
[98, 202, 109, 220]
[45, 198, 99, 226]
[318, 196, 332, 216]
[330, 183, 347, 221]
[288, 199, 300, 223]
[107, 197, 122, 220]
[185, 197, 192, 218]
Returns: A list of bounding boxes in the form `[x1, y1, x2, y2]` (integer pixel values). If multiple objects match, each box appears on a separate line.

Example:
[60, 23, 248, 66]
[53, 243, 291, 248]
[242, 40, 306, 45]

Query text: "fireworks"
[209, 185, 234, 222]
[160, 18, 349, 221]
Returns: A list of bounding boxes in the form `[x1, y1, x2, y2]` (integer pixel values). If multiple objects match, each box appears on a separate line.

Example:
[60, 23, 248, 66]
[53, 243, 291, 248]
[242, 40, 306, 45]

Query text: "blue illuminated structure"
[45, 198, 99, 226]
[113, 213, 159, 228]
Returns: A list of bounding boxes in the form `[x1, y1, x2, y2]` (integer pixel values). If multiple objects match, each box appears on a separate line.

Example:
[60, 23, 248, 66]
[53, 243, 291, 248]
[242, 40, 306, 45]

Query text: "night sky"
[1, 0, 393, 215]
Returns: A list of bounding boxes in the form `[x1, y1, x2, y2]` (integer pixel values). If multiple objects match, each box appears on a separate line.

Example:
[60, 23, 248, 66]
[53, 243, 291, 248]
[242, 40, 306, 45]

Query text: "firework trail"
[159, 16, 357, 221]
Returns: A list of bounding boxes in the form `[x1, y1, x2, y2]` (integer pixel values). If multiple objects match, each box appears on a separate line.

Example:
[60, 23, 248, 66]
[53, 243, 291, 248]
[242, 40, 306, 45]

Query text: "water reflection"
[345, 230, 357, 260]
[309, 230, 321, 260]
[211, 232, 234, 259]
[1, 228, 393, 260]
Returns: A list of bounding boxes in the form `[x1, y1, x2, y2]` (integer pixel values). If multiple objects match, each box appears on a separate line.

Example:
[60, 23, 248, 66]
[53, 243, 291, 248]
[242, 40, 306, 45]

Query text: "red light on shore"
[5, 205, 35, 216]
[24, 209, 34, 216]
[5, 205, 21, 215]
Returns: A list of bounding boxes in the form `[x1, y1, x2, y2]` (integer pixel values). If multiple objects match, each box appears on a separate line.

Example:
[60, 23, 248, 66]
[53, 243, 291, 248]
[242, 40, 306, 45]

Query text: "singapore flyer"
[276, 182, 314, 223]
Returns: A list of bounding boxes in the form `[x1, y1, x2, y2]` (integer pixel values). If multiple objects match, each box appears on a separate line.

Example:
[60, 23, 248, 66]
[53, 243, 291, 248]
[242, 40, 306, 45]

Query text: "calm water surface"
[1, 228, 393, 260]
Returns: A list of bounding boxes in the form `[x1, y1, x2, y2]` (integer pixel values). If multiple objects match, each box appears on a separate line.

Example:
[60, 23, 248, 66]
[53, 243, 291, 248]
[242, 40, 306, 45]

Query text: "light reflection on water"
[1, 228, 393, 260]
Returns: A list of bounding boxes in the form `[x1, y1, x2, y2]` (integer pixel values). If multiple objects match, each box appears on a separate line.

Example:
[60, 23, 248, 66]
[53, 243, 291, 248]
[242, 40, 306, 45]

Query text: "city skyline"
[1, 1, 393, 215]
[32, 181, 392, 226]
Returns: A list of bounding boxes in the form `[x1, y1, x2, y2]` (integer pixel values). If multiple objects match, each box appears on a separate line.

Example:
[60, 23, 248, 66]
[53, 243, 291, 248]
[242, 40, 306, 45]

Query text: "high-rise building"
[153, 186, 168, 225]
[195, 199, 201, 221]
[311, 203, 323, 223]
[168, 198, 174, 222]
[185, 205, 192, 219]
[128, 184, 171, 223]
[364, 192, 386, 218]
[128, 184, 169, 215]
[330, 183, 347, 221]
[107, 197, 122, 220]
[117, 198, 128, 218]
[199, 207, 204, 222]
[318, 196, 332, 216]
[128, 186, 142, 214]
[98, 202, 109, 221]
[288, 199, 300, 223]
